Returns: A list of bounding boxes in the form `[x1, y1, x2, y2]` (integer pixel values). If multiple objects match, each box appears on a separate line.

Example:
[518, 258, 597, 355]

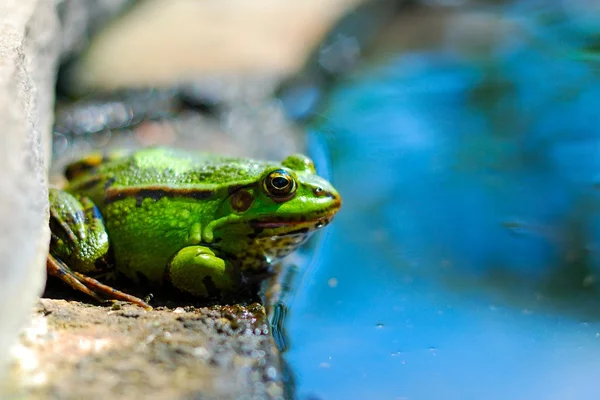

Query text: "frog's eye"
[263, 169, 297, 201]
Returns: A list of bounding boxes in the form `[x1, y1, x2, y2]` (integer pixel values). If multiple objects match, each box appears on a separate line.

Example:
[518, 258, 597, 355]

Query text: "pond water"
[283, 2, 600, 399]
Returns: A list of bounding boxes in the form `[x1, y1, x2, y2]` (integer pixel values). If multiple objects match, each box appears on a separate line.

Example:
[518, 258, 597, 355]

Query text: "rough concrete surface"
[0, 0, 59, 385]
[8, 299, 286, 400]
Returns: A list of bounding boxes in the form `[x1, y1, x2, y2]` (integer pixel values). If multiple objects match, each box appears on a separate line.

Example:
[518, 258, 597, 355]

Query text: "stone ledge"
[10, 299, 286, 400]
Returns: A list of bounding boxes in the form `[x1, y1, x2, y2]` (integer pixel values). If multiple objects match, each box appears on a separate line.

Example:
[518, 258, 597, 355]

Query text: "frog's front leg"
[167, 246, 239, 297]
[48, 188, 151, 309]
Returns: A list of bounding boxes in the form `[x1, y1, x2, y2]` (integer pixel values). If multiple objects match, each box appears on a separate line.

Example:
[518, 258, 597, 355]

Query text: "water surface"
[285, 3, 600, 399]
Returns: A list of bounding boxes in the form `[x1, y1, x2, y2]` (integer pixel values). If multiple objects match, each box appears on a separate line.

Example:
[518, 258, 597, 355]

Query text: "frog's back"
[68, 147, 274, 191]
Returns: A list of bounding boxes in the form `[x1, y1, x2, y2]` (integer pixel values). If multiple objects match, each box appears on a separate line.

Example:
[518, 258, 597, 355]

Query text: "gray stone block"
[0, 0, 133, 386]
[0, 0, 58, 382]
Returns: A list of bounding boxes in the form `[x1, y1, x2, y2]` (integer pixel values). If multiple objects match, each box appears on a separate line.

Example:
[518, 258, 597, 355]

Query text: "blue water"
[285, 4, 600, 399]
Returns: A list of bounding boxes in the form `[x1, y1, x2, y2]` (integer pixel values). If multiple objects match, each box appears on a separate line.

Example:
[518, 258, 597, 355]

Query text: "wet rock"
[8, 300, 286, 400]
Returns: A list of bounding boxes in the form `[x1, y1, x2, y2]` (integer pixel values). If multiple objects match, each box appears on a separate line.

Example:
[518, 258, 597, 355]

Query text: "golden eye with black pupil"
[263, 169, 297, 201]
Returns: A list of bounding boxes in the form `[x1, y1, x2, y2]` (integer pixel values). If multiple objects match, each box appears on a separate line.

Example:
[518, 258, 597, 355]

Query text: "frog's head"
[216, 154, 342, 240]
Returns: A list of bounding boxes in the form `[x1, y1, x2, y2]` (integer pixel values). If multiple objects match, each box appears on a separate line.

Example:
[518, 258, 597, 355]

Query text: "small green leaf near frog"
[47, 147, 342, 309]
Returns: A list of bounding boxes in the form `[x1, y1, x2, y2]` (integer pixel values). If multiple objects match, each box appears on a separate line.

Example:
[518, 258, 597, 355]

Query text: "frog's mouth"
[248, 197, 341, 235]
[249, 215, 334, 233]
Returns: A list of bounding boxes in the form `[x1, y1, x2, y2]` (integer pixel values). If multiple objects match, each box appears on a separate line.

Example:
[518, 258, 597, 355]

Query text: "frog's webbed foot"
[167, 246, 240, 297]
[47, 254, 152, 310]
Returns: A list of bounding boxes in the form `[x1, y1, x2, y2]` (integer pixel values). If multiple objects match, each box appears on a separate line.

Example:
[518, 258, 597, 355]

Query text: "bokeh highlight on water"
[284, 2, 600, 399]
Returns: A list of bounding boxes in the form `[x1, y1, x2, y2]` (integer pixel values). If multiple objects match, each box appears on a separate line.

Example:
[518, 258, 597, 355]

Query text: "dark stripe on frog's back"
[103, 185, 217, 205]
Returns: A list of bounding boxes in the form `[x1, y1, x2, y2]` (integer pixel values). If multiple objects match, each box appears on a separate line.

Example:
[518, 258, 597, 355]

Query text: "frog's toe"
[47, 255, 105, 302]
[47, 254, 152, 310]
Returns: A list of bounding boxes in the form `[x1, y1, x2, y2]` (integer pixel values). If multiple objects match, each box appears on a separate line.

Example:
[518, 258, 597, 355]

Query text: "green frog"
[47, 147, 342, 309]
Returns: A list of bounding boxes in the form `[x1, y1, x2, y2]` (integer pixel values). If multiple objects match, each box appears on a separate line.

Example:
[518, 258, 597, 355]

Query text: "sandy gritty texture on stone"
[9, 299, 286, 400]
[0, 0, 58, 384]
